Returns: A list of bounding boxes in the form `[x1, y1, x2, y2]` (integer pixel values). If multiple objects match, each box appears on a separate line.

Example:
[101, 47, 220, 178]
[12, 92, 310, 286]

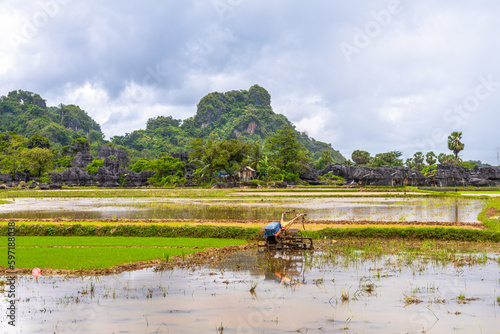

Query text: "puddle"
[0, 197, 487, 223]
[1, 249, 499, 333]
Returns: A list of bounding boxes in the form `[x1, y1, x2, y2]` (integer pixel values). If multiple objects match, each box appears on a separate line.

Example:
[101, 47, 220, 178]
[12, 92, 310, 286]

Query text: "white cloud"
[1, 0, 500, 163]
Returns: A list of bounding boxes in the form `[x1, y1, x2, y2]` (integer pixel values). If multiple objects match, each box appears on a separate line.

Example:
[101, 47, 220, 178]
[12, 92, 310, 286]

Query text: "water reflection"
[2, 249, 499, 334]
[0, 197, 487, 222]
[258, 251, 306, 285]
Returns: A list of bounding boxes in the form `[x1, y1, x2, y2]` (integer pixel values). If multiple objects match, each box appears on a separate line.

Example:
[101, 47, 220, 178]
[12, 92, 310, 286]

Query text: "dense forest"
[111, 85, 344, 164]
[0, 86, 346, 185]
[0, 90, 105, 152]
[0, 86, 490, 187]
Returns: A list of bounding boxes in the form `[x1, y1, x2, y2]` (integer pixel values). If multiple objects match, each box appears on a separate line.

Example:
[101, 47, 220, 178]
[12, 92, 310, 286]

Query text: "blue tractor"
[259, 212, 313, 250]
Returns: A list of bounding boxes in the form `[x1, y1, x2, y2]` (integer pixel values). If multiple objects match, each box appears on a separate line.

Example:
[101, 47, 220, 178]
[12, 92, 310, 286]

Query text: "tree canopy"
[448, 131, 465, 164]
[265, 125, 309, 174]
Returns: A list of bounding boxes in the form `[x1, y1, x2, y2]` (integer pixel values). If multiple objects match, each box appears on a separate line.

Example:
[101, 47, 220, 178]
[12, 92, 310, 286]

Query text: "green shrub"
[86, 158, 104, 175]
[131, 156, 185, 187]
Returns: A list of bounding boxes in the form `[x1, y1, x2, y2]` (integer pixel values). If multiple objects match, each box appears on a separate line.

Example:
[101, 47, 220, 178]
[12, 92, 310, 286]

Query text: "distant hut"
[217, 171, 230, 180]
[238, 166, 256, 181]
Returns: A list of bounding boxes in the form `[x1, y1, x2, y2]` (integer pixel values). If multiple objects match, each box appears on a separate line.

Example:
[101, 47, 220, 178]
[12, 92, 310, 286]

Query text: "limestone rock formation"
[321, 163, 500, 187]
[72, 152, 94, 169]
[98, 145, 129, 167]
[0, 173, 12, 183]
[60, 167, 94, 187]
[300, 164, 323, 185]
[321, 164, 428, 186]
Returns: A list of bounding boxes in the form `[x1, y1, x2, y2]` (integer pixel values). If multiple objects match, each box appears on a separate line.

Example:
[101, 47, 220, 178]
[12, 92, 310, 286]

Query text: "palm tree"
[425, 151, 437, 165]
[258, 155, 277, 182]
[413, 152, 424, 171]
[247, 141, 263, 170]
[447, 131, 465, 165]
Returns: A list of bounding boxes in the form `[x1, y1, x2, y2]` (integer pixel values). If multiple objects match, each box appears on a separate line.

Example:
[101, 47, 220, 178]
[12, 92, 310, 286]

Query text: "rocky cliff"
[320, 164, 500, 187]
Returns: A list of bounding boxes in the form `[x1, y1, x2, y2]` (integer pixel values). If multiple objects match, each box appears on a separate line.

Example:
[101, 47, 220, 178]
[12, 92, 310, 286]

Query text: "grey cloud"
[1, 0, 500, 163]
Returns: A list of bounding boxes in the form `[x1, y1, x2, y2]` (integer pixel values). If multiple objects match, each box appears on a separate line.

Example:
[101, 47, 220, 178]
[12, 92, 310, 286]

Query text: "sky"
[1, 0, 500, 164]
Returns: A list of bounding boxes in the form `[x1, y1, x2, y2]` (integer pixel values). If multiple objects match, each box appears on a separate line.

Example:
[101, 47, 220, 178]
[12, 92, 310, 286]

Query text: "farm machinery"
[259, 211, 313, 250]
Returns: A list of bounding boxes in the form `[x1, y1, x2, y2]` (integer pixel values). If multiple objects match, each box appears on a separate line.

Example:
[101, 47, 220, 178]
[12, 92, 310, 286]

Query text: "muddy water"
[2, 250, 499, 333]
[0, 197, 487, 222]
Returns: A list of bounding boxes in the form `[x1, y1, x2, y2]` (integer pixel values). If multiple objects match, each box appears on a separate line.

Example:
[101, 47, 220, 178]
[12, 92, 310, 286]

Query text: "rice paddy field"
[0, 187, 499, 333]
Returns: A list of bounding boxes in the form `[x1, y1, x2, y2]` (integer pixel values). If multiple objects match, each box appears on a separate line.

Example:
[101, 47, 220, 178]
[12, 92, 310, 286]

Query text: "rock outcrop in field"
[1, 152, 499, 188]
[320, 164, 500, 187]
[48, 150, 156, 188]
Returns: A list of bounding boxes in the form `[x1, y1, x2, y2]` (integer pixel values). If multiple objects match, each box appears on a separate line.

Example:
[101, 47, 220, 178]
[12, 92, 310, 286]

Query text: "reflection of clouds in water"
[0, 197, 486, 222]
[10, 250, 500, 333]
[305, 198, 485, 223]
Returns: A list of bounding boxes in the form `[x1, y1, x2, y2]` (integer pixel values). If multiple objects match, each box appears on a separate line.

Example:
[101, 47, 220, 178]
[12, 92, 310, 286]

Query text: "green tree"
[314, 150, 334, 170]
[461, 160, 478, 169]
[247, 141, 263, 170]
[351, 150, 371, 165]
[208, 139, 249, 179]
[129, 156, 185, 186]
[413, 152, 424, 171]
[265, 126, 309, 174]
[0, 132, 28, 175]
[405, 158, 414, 168]
[188, 138, 215, 180]
[447, 131, 464, 164]
[19, 147, 54, 177]
[258, 155, 278, 181]
[28, 132, 50, 149]
[438, 153, 455, 165]
[372, 151, 403, 167]
[425, 151, 437, 165]
[86, 158, 104, 175]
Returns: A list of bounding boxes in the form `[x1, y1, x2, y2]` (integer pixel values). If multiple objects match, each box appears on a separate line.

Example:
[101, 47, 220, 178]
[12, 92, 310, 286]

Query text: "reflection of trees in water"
[258, 251, 306, 285]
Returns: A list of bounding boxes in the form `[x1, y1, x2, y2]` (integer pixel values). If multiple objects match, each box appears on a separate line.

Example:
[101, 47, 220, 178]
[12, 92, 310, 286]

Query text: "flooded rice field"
[0, 197, 487, 223]
[2, 247, 499, 333]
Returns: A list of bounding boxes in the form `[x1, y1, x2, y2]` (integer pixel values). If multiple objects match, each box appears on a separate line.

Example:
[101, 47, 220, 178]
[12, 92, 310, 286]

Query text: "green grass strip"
[0, 247, 202, 270]
[477, 197, 500, 231]
[0, 236, 247, 248]
[0, 187, 487, 199]
[0, 224, 260, 239]
[0, 188, 234, 199]
[0, 221, 201, 226]
[0, 224, 499, 243]
[305, 226, 500, 242]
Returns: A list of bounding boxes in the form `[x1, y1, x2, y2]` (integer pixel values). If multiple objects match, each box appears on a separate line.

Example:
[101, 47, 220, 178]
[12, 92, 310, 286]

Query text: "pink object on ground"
[32, 267, 41, 277]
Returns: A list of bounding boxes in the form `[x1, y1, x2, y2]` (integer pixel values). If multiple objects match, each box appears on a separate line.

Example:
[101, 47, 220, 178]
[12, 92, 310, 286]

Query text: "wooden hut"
[238, 166, 256, 181]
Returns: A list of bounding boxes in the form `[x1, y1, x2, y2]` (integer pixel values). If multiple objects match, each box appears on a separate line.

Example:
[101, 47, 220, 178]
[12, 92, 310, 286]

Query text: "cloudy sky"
[1, 0, 500, 164]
